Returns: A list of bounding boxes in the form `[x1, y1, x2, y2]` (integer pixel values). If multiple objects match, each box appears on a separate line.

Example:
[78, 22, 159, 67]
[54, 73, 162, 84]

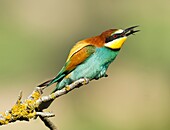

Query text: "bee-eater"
[38, 26, 139, 92]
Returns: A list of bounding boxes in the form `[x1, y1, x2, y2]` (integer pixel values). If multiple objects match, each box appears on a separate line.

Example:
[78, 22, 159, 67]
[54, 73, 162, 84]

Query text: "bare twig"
[37, 78, 90, 110]
[39, 114, 58, 130]
[37, 78, 90, 129]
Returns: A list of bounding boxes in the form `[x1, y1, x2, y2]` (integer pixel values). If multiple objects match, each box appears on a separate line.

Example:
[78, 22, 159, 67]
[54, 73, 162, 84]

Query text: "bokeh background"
[0, 0, 169, 130]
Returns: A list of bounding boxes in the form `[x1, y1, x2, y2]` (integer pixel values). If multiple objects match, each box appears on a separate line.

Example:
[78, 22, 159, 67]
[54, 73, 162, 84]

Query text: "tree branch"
[0, 78, 90, 129]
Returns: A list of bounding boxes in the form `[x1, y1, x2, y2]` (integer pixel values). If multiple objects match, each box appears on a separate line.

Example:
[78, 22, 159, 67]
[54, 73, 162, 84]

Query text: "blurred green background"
[0, 0, 169, 130]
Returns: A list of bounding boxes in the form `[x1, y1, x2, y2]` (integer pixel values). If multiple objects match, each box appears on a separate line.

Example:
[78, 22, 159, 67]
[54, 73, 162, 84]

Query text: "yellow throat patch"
[104, 37, 127, 49]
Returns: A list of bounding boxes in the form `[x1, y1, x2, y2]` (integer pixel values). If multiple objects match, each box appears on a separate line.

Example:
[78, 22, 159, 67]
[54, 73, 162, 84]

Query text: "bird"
[38, 26, 139, 92]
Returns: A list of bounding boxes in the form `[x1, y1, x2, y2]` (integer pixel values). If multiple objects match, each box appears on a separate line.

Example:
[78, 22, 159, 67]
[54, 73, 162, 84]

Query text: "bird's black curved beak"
[124, 25, 140, 36]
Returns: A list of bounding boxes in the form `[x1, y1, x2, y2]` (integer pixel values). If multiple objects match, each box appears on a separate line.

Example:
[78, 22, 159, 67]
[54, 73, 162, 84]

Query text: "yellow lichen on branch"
[0, 78, 90, 130]
[0, 90, 41, 125]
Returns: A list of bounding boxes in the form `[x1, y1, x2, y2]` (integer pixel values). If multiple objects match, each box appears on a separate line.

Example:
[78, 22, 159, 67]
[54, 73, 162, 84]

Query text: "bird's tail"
[37, 74, 66, 87]
[37, 79, 53, 87]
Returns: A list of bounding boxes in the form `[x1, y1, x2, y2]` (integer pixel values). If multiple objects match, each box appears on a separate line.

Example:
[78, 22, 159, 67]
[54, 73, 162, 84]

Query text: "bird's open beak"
[124, 25, 140, 36]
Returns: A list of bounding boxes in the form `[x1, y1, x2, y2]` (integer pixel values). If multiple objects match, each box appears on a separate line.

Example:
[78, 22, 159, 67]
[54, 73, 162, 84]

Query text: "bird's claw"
[82, 78, 89, 85]
[65, 85, 71, 91]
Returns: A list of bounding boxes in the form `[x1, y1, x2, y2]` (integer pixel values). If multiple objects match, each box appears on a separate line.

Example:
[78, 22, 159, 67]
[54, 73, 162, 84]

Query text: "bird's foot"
[65, 85, 71, 91]
[104, 74, 108, 77]
[82, 78, 89, 85]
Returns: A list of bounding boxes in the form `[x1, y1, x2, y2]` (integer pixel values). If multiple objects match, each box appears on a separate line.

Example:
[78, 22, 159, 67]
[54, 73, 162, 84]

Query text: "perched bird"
[38, 26, 139, 92]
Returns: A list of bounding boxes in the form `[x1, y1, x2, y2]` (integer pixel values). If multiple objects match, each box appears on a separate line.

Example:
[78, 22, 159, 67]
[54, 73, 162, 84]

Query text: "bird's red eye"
[113, 34, 117, 38]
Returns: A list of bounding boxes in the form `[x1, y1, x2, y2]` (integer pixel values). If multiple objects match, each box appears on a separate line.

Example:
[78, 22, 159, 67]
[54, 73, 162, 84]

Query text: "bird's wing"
[64, 42, 96, 71]
[66, 41, 91, 62]
[47, 42, 96, 86]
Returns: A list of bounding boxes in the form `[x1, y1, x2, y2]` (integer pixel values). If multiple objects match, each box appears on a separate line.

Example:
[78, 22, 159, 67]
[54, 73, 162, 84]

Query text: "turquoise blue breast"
[72, 47, 119, 79]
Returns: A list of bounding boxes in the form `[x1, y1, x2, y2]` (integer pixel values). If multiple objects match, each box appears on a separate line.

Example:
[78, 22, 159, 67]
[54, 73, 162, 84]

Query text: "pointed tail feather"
[37, 79, 53, 87]
[38, 74, 66, 87]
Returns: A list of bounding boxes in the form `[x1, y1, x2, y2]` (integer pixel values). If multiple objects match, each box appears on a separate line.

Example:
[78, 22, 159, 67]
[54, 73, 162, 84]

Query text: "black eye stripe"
[105, 36, 114, 43]
[105, 33, 123, 43]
